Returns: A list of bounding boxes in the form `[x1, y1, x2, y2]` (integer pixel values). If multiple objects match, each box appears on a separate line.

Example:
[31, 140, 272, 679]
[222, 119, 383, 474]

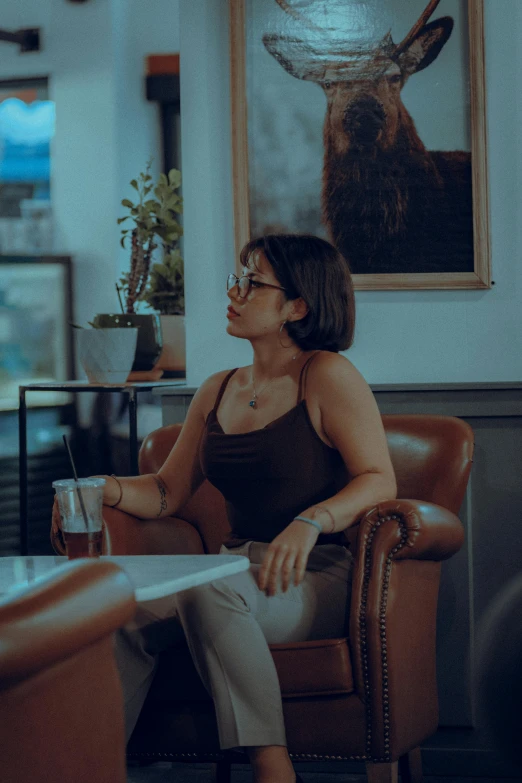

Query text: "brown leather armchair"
[0, 559, 136, 783]
[60, 414, 473, 783]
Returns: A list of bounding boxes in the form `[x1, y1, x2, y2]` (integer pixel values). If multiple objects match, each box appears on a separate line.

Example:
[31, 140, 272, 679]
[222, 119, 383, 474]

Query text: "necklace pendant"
[249, 399, 257, 409]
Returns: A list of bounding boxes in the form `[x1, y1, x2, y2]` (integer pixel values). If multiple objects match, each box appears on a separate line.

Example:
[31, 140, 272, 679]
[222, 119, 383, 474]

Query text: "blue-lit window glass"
[0, 78, 54, 252]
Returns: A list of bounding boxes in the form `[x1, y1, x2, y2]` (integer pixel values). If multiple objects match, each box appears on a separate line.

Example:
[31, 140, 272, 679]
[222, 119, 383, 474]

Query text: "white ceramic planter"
[77, 327, 138, 384]
[155, 315, 186, 373]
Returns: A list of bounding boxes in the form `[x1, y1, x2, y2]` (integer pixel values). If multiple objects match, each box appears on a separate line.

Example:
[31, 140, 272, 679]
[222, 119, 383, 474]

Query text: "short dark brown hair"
[240, 234, 355, 352]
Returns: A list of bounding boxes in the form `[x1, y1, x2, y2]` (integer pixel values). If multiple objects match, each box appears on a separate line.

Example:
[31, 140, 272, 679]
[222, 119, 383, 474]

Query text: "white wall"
[180, 0, 522, 387]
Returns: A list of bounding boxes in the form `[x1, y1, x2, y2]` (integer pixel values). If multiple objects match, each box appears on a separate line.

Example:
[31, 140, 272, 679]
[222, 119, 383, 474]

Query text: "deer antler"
[394, 0, 442, 56]
[273, 0, 325, 33]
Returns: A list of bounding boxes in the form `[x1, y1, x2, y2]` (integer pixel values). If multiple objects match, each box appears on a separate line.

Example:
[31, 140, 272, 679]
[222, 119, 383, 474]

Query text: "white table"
[0, 554, 250, 603]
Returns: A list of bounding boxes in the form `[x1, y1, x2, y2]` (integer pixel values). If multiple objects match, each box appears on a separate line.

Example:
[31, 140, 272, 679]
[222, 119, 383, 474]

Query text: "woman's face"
[226, 250, 293, 340]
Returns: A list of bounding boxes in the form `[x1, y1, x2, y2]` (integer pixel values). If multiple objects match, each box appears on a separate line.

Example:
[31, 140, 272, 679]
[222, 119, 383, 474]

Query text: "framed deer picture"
[230, 0, 490, 290]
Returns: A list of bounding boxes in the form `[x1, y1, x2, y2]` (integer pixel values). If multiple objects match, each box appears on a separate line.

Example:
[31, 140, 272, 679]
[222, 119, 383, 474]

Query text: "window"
[0, 77, 54, 253]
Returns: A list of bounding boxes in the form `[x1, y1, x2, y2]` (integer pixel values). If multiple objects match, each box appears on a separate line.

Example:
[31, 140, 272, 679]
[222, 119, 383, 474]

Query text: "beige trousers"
[114, 540, 353, 750]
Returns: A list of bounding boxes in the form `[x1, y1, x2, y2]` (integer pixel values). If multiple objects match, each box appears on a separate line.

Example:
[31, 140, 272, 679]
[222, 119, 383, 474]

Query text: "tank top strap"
[213, 368, 239, 413]
[297, 350, 321, 404]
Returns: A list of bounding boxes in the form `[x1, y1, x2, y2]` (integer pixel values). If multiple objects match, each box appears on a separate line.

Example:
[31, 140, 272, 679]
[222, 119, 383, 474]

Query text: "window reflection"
[0, 78, 54, 253]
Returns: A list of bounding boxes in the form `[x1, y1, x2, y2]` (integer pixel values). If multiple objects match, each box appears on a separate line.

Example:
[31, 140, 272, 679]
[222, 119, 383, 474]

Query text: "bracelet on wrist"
[108, 474, 123, 508]
[294, 506, 336, 535]
[293, 515, 322, 534]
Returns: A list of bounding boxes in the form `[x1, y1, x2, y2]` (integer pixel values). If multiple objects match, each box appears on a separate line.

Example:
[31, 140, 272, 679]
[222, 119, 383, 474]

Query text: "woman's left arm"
[258, 354, 397, 596]
[297, 354, 397, 533]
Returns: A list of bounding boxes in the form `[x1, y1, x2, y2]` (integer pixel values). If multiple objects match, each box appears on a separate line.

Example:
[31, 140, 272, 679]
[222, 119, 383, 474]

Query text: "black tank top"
[199, 351, 349, 546]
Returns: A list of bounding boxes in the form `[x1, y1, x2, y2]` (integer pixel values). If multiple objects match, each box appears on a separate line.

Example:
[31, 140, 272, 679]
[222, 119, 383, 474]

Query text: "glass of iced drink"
[52, 477, 106, 559]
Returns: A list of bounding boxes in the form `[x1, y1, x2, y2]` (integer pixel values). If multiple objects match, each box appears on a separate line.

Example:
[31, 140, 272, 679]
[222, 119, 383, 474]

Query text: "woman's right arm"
[92, 370, 229, 521]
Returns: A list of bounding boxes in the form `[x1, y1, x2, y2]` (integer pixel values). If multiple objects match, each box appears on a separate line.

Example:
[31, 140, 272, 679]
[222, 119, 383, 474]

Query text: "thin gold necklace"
[249, 350, 302, 409]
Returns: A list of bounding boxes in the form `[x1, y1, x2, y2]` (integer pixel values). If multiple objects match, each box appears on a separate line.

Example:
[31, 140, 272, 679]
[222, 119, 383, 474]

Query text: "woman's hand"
[257, 520, 320, 596]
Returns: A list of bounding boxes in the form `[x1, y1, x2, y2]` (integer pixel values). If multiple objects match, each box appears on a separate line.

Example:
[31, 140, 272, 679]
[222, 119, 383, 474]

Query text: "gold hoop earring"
[278, 321, 293, 349]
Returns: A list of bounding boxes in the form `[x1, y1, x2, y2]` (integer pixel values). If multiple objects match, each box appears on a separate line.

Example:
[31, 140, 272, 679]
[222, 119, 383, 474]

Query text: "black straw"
[62, 435, 89, 532]
[115, 284, 125, 313]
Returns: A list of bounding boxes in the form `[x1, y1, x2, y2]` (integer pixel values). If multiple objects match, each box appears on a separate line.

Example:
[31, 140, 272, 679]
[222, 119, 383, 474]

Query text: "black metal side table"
[18, 380, 186, 555]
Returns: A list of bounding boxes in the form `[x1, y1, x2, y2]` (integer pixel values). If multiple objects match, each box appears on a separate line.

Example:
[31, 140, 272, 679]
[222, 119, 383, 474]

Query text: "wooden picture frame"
[230, 0, 490, 290]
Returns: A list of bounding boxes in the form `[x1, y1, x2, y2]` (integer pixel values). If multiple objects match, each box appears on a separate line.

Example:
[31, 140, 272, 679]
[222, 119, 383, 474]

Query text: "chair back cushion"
[384, 414, 473, 515]
[139, 414, 473, 552]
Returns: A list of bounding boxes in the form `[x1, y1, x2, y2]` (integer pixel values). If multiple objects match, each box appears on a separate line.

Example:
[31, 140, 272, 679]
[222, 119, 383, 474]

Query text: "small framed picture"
[230, 0, 490, 290]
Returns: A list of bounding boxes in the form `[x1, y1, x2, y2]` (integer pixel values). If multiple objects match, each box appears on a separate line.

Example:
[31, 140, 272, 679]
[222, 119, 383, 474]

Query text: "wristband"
[108, 474, 123, 508]
[293, 515, 322, 534]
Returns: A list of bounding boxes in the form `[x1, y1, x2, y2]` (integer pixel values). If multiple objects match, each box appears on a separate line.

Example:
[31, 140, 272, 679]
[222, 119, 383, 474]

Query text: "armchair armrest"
[102, 507, 205, 556]
[343, 499, 465, 562]
[0, 559, 135, 687]
[347, 499, 465, 760]
[50, 507, 206, 557]
[0, 560, 135, 783]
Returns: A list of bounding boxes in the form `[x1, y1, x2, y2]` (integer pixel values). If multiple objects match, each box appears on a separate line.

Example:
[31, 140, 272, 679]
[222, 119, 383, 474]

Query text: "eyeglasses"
[227, 273, 287, 299]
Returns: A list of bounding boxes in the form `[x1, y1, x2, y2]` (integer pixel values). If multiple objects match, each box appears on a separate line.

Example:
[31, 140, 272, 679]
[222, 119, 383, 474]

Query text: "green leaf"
[165, 195, 180, 209]
[156, 183, 170, 198]
[165, 249, 182, 263]
[158, 173, 168, 186]
[164, 212, 181, 225]
[130, 179, 138, 191]
[121, 199, 134, 208]
[117, 217, 129, 225]
[168, 169, 181, 188]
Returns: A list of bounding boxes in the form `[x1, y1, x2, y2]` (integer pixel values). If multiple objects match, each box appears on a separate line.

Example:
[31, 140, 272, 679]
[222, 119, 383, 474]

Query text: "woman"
[52, 234, 397, 783]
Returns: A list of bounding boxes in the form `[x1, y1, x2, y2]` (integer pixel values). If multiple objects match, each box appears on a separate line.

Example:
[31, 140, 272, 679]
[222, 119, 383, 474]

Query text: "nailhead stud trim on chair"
[135, 752, 365, 764]
[130, 752, 397, 765]
[359, 513, 409, 762]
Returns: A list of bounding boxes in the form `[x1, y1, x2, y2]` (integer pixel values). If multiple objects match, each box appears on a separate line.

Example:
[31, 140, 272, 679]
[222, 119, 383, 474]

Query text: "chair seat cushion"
[270, 637, 354, 698]
[149, 637, 354, 703]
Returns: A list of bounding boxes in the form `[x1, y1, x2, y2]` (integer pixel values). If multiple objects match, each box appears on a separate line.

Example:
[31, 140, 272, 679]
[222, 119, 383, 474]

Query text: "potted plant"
[141, 247, 186, 375]
[92, 158, 183, 377]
